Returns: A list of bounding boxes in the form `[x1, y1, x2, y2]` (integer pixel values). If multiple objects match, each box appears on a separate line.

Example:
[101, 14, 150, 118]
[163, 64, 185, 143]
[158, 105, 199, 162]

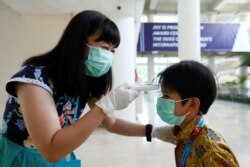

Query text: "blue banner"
[137, 23, 250, 52]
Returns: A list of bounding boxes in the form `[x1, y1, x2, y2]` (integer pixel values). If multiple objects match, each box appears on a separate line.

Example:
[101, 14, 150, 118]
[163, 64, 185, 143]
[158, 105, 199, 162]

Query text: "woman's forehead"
[88, 29, 102, 40]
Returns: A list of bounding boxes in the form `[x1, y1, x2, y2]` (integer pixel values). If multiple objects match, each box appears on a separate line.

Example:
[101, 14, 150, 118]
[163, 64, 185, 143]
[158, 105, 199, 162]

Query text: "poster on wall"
[137, 23, 250, 52]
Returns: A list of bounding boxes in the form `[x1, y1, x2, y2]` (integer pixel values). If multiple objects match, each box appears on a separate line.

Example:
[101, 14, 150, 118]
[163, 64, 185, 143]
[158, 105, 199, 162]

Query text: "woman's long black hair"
[22, 10, 120, 99]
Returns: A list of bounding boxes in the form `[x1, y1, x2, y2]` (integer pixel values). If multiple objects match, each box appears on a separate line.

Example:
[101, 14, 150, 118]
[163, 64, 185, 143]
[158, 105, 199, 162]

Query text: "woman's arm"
[88, 97, 146, 137]
[102, 116, 146, 136]
[88, 97, 175, 143]
[17, 83, 106, 163]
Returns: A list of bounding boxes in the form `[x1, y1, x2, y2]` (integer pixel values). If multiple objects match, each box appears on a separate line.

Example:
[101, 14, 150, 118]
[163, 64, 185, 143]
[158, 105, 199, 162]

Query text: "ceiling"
[1, 0, 248, 66]
[0, 0, 145, 22]
[144, 0, 250, 22]
[1, 0, 250, 22]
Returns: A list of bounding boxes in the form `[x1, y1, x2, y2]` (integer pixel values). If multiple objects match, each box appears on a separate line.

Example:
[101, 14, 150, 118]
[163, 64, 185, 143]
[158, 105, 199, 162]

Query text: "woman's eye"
[101, 46, 109, 50]
[103, 47, 114, 53]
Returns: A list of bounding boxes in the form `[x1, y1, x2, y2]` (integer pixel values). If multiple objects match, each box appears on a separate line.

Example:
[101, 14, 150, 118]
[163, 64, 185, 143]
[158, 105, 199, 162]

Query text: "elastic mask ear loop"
[183, 111, 190, 117]
[175, 98, 191, 118]
[175, 98, 191, 103]
[84, 42, 90, 47]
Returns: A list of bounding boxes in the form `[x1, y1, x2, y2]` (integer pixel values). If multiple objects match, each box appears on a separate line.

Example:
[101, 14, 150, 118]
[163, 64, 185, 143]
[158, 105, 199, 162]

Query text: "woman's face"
[83, 29, 116, 60]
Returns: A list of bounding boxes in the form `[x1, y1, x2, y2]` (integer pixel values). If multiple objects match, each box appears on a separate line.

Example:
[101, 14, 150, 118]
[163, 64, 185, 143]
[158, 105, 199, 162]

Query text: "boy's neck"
[180, 111, 201, 129]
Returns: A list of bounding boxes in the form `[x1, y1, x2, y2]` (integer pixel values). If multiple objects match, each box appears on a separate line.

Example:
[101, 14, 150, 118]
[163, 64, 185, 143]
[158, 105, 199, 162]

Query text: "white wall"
[0, 2, 71, 125]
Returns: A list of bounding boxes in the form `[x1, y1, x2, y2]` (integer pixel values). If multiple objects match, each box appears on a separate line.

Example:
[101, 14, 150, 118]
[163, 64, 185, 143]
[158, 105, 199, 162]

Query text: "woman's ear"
[188, 97, 200, 113]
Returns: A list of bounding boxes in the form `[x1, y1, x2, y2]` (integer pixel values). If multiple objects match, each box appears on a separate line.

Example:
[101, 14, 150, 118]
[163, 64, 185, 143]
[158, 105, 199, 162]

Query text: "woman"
[0, 10, 174, 166]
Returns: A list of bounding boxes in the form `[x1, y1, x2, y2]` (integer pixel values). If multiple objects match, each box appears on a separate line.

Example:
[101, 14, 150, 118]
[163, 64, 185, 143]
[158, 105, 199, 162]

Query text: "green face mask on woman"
[84, 44, 113, 77]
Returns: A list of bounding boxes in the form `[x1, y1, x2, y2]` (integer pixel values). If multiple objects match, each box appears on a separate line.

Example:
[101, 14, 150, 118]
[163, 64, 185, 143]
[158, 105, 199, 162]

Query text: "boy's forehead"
[161, 84, 172, 93]
[161, 84, 179, 95]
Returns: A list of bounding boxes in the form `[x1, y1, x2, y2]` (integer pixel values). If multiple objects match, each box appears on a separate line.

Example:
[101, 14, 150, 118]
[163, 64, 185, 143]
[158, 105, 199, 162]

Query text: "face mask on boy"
[84, 44, 113, 77]
[156, 97, 191, 126]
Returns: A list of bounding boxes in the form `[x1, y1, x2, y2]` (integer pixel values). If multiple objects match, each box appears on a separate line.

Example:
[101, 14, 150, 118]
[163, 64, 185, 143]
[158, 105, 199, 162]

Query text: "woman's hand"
[95, 83, 140, 115]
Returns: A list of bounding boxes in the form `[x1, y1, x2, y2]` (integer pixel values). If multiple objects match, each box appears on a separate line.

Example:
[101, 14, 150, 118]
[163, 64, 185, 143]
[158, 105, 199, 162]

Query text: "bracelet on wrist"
[145, 124, 153, 142]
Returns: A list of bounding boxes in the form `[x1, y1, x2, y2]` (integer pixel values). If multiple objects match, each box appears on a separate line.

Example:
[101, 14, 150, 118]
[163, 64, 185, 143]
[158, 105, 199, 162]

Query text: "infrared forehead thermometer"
[130, 83, 159, 91]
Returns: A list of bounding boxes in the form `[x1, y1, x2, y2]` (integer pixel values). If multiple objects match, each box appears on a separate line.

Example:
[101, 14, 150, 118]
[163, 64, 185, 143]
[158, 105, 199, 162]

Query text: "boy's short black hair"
[157, 60, 217, 114]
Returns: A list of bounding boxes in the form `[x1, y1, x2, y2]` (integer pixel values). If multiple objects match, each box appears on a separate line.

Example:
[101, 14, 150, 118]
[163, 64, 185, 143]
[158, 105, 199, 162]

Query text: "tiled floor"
[75, 95, 250, 167]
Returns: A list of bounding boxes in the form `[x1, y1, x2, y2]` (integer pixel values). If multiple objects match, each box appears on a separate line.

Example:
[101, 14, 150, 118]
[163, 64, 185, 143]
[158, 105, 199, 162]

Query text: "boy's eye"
[162, 94, 170, 99]
[164, 94, 173, 99]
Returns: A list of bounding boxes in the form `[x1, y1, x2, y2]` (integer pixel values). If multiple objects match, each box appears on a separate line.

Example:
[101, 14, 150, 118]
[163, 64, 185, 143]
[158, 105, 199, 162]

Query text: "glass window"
[140, 15, 148, 23]
[136, 57, 148, 64]
[136, 57, 148, 83]
[137, 64, 148, 83]
[153, 15, 178, 23]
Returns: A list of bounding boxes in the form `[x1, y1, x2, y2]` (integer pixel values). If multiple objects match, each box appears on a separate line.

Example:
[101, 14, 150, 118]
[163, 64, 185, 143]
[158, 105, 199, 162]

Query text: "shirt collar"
[175, 115, 202, 141]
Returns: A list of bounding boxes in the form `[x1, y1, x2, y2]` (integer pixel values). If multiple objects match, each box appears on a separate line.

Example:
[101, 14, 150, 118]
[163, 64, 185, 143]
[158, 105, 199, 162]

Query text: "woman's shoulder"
[6, 64, 54, 97]
[14, 64, 47, 77]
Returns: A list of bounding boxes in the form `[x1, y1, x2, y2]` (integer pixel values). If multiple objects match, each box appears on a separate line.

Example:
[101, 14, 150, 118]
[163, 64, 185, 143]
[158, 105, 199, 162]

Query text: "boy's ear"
[188, 97, 200, 113]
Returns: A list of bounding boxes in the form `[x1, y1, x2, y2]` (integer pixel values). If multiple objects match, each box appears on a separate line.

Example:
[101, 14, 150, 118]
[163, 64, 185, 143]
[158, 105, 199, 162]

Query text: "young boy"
[156, 60, 239, 167]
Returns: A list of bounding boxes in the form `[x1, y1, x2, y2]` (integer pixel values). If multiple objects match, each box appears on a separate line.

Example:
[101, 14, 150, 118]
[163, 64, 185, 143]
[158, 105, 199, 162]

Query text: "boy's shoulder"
[194, 123, 234, 158]
[198, 123, 226, 144]
[195, 123, 239, 166]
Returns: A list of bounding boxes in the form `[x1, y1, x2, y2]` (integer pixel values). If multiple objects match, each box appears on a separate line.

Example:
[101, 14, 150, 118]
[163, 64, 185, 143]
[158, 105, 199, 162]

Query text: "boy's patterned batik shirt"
[175, 116, 239, 167]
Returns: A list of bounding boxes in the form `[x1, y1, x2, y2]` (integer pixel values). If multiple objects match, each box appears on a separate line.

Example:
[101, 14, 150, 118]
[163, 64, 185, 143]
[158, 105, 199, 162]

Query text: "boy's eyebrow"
[162, 90, 168, 93]
[162, 88, 170, 93]
[162, 91, 170, 96]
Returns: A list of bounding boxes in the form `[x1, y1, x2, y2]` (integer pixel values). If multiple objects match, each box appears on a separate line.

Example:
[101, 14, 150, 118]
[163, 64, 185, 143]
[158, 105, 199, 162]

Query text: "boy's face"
[160, 84, 201, 127]
[161, 85, 191, 117]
